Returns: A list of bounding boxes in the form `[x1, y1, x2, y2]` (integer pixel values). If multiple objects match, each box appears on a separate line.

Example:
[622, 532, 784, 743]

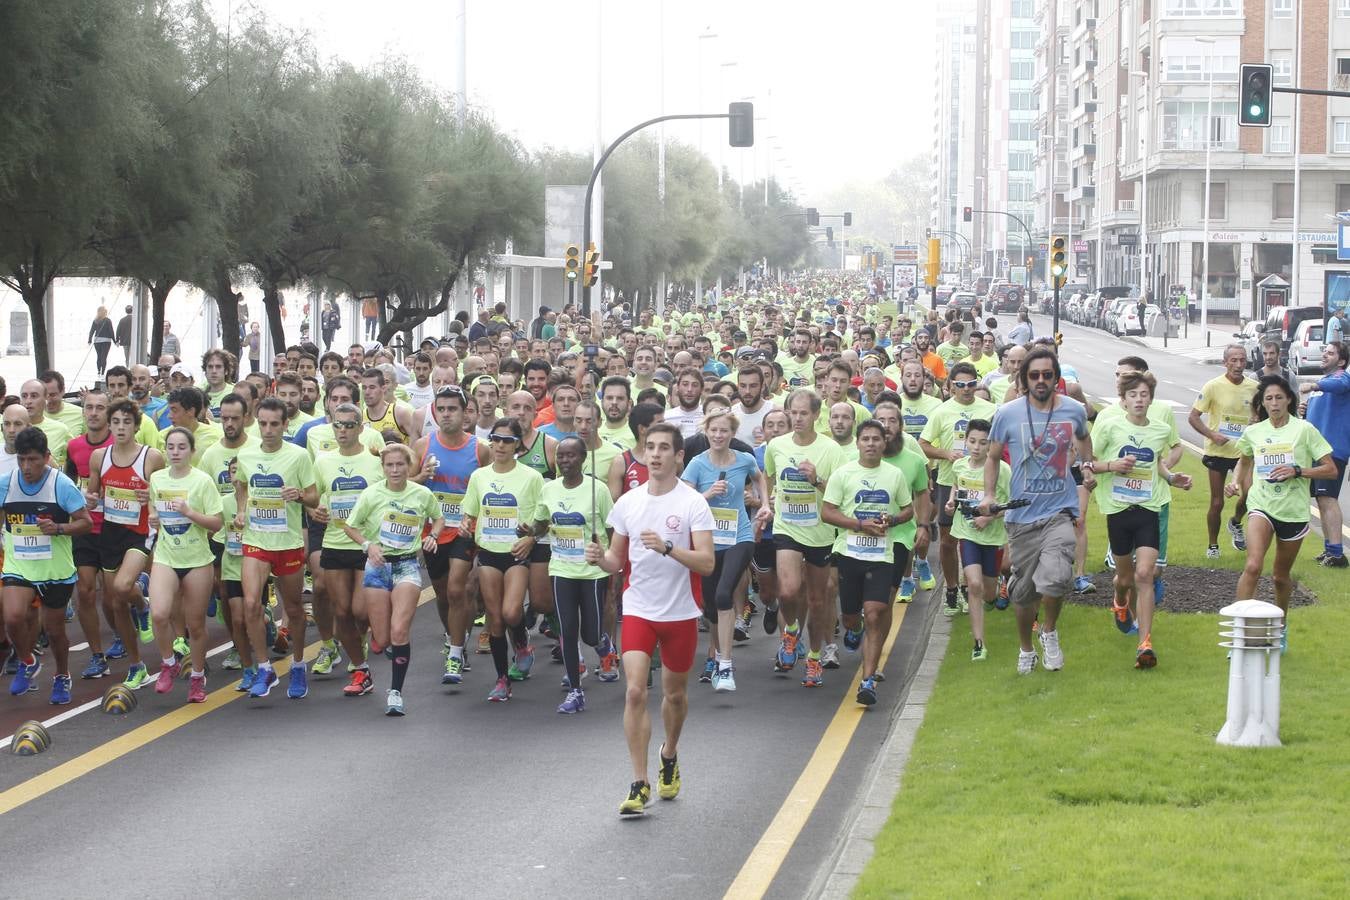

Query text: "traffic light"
[1050, 235, 1068, 289]
[925, 237, 941, 287]
[806, 207, 820, 227]
[564, 244, 581, 282]
[582, 243, 599, 287]
[826, 226, 834, 245]
[1055, 332, 1064, 347]
[843, 212, 852, 227]
[728, 101, 755, 147]
[1239, 63, 1273, 127]
[963, 206, 973, 223]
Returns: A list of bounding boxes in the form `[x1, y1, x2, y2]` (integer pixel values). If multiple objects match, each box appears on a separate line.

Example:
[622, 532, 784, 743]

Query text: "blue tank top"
[424, 432, 479, 540]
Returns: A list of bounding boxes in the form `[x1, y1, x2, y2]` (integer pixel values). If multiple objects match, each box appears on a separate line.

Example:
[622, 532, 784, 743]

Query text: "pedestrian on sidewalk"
[1257, 340, 1299, 390]
[115, 305, 134, 365]
[1299, 340, 1350, 567]
[1327, 308, 1346, 347]
[88, 306, 115, 378]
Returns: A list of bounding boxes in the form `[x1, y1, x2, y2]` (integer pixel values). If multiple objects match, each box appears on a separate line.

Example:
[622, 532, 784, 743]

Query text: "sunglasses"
[1026, 370, 1057, 382]
[332, 421, 360, 430]
[488, 433, 520, 444]
[436, 385, 467, 398]
[950, 379, 978, 389]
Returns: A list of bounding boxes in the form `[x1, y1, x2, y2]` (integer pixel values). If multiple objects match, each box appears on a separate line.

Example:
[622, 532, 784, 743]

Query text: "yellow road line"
[723, 604, 908, 900]
[0, 588, 434, 818]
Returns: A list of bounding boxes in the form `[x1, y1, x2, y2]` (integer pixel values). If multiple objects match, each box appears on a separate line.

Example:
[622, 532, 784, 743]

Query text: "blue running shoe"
[64, 600, 75, 623]
[557, 688, 586, 715]
[898, 577, 916, 603]
[287, 664, 308, 699]
[9, 657, 40, 695]
[856, 676, 878, 706]
[915, 559, 936, 591]
[207, 595, 217, 620]
[699, 657, 717, 684]
[50, 673, 72, 705]
[843, 625, 864, 652]
[1154, 577, 1166, 607]
[106, 636, 127, 660]
[1073, 575, 1097, 594]
[81, 653, 110, 679]
[136, 571, 150, 599]
[236, 667, 257, 692]
[1112, 601, 1138, 635]
[507, 645, 536, 682]
[773, 632, 799, 672]
[249, 666, 277, 698]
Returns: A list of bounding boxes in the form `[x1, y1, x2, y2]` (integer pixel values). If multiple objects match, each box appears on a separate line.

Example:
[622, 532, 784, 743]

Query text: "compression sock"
[390, 643, 410, 692]
[489, 635, 510, 678]
[1330, 542, 1345, 558]
[509, 622, 529, 649]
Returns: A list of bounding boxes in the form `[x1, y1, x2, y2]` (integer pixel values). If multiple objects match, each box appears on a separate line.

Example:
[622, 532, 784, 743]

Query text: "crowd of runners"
[0, 271, 1343, 815]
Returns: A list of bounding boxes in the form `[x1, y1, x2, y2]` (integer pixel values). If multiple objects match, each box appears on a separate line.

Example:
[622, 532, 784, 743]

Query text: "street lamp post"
[1129, 69, 1151, 304]
[1197, 37, 1216, 341]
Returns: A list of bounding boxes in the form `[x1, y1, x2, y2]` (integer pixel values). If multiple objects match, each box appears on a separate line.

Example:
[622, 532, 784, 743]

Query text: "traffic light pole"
[581, 111, 736, 316]
[1053, 281, 1060, 338]
[970, 209, 1035, 282]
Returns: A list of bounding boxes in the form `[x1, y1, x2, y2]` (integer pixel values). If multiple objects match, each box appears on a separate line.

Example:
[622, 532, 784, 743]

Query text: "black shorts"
[752, 536, 776, 572]
[307, 521, 325, 554]
[958, 540, 1003, 579]
[1107, 506, 1161, 557]
[100, 523, 155, 572]
[319, 547, 367, 571]
[2, 576, 75, 610]
[774, 535, 832, 568]
[529, 542, 552, 565]
[424, 536, 475, 579]
[73, 533, 100, 570]
[934, 483, 955, 527]
[1202, 454, 1240, 474]
[1312, 457, 1347, 500]
[1248, 510, 1309, 542]
[835, 555, 894, 614]
[890, 543, 913, 588]
[478, 549, 528, 572]
[210, 539, 224, 565]
[223, 580, 244, 600]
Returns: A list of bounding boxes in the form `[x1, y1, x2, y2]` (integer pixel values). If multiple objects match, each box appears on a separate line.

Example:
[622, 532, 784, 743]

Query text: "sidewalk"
[1122, 321, 1240, 365]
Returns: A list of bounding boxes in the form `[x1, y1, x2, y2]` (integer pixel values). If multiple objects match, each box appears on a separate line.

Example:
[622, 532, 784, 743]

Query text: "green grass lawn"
[854, 452, 1350, 898]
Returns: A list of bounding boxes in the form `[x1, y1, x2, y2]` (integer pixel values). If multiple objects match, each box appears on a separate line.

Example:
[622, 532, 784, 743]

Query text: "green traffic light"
[1250, 103, 1263, 117]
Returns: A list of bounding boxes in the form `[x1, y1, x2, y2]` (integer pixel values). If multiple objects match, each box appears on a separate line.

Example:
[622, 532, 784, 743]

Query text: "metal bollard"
[1216, 599, 1284, 748]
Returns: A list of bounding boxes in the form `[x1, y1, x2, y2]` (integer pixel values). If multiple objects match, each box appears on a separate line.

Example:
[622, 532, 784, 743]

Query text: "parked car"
[1288, 319, 1325, 373]
[1232, 320, 1264, 370]
[1261, 305, 1324, 366]
[1116, 303, 1161, 336]
[946, 291, 979, 314]
[1103, 298, 1136, 334]
[934, 284, 955, 303]
[987, 282, 1025, 313]
[1063, 295, 1083, 323]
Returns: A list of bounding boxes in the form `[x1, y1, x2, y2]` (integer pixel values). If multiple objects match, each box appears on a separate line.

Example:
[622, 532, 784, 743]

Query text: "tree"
[0, 0, 158, 373]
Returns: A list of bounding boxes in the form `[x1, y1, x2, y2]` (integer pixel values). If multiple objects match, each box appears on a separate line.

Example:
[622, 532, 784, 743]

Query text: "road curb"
[813, 602, 952, 900]
[1120, 335, 1224, 365]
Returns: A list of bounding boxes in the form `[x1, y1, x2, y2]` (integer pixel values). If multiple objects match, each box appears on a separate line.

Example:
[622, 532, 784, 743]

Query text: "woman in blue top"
[682, 408, 769, 692]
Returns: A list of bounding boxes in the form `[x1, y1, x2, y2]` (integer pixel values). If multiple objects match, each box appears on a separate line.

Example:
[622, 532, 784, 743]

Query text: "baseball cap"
[169, 363, 193, 379]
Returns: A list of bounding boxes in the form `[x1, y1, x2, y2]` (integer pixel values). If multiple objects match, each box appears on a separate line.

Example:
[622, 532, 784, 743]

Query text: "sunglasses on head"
[1026, 370, 1057, 382]
[488, 433, 519, 444]
[436, 385, 466, 398]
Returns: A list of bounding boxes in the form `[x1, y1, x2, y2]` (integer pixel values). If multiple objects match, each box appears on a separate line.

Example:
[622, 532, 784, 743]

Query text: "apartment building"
[930, 2, 979, 276]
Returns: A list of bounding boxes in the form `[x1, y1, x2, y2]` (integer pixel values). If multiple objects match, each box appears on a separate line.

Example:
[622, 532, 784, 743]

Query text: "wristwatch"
[662, 540, 674, 556]
[1293, 465, 1303, 479]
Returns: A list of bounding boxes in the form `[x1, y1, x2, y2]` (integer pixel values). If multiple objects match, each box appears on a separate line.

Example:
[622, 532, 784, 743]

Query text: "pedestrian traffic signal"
[583, 243, 599, 287]
[1050, 235, 1068, 289]
[564, 244, 581, 282]
[925, 238, 941, 287]
[807, 207, 820, 227]
[1239, 63, 1273, 127]
[728, 101, 755, 148]
[963, 206, 973, 223]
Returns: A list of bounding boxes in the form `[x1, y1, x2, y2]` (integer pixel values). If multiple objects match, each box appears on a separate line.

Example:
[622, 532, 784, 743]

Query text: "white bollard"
[1216, 599, 1284, 748]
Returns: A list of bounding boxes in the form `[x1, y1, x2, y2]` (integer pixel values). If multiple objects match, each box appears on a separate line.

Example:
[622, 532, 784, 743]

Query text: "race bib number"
[104, 486, 142, 526]
[1255, 442, 1294, 481]
[780, 468, 819, 527]
[482, 503, 519, 543]
[329, 491, 360, 522]
[379, 510, 421, 553]
[248, 491, 288, 533]
[711, 506, 740, 547]
[156, 490, 190, 536]
[551, 524, 585, 562]
[1111, 472, 1153, 505]
[1218, 414, 1247, 440]
[225, 529, 244, 556]
[435, 491, 464, 529]
[10, 522, 52, 560]
[845, 530, 886, 561]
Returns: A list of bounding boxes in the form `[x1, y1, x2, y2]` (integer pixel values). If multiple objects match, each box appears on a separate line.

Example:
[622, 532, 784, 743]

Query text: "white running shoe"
[1017, 649, 1038, 675]
[1039, 628, 1064, 671]
[385, 688, 405, 716]
[714, 666, 736, 692]
[821, 643, 841, 670]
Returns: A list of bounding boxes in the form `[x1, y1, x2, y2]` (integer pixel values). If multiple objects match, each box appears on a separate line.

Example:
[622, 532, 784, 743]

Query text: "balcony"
[1069, 142, 1097, 163]
[1072, 17, 1097, 43]
[1070, 99, 1098, 122]
[1066, 184, 1097, 203]
[1072, 57, 1098, 83]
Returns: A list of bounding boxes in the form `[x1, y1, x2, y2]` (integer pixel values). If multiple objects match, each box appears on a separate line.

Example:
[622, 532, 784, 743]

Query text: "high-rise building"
[1033, 1, 1073, 287]
[930, 1, 978, 278]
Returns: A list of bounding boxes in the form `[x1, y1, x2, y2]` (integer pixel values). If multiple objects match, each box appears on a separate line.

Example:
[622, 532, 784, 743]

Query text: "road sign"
[1339, 223, 1350, 262]
[892, 244, 918, 264]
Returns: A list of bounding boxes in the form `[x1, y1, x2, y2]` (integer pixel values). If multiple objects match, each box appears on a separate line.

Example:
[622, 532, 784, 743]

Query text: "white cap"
[169, 363, 193, 379]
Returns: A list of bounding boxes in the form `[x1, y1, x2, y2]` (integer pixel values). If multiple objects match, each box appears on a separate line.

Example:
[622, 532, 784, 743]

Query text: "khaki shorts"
[1006, 512, 1076, 607]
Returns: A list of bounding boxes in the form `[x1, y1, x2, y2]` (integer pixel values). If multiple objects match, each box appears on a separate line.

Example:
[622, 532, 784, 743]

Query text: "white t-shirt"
[732, 400, 775, 446]
[405, 381, 435, 409]
[607, 479, 715, 622]
[662, 406, 704, 440]
[0, 448, 16, 477]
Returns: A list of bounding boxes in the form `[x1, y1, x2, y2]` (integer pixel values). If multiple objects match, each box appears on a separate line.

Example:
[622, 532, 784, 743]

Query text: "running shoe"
[249, 665, 278, 698]
[697, 616, 709, 633]
[105, 636, 127, 660]
[1154, 577, 1166, 607]
[136, 571, 150, 599]
[443, 654, 464, 685]
[2, 648, 15, 676]
[133, 603, 154, 644]
[734, 614, 750, 643]
[1134, 637, 1157, 670]
[714, 666, 736, 692]
[172, 636, 190, 661]
[1073, 575, 1096, 595]
[81, 653, 110, 679]
[35, 630, 48, 653]
[915, 558, 936, 590]
[385, 689, 405, 716]
[1112, 600, 1137, 635]
[619, 781, 651, 816]
[1016, 649, 1038, 675]
[1104, 550, 1117, 571]
[221, 649, 241, 670]
[487, 676, 512, 702]
[821, 643, 840, 669]
[699, 657, 716, 684]
[312, 643, 340, 676]
[1039, 628, 1064, 671]
[774, 631, 799, 672]
[561, 663, 588, 688]
[657, 747, 681, 800]
[207, 595, 217, 620]
[64, 600, 74, 623]
[271, 626, 290, 657]
[287, 664, 308, 699]
[971, 641, 987, 662]
[557, 688, 586, 714]
[856, 677, 878, 706]
[473, 613, 486, 627]
[801, 657, 823, 687]
[550, 643, 564, 663]
[1206, 545, 1220, 560]
[236, 667, 257, 692]
[1229, 517, 1246, 551]
[48, 673, 72, 705]
[958, 585, 970, 613]
[943, 589, 961, 617]
[155, 660, 180, 693]
[597, 651, 620, 683]
[477, 630, 491, 654]
[1321, 553, 1349, 568]
[898, 576, 916, 603]
[507, 645, 535, 681]
[187, 673, 207, 703]
[264, 616, 277, 651]
[344, 668, 373, 696]
[762, 602, 779, 635]
[540, 613, 560, 641]
[843, 624, 864, 652]
[122, 662, 148, 691]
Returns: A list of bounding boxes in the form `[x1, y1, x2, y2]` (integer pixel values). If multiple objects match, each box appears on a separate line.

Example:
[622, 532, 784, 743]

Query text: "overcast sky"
[220, 0, 937, 200]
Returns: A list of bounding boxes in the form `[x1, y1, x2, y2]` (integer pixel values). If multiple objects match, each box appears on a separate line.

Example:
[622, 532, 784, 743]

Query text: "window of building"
[1010, 60, 1034, 81]
[1340, 0, 1350, 17]
[1273, 183, 1294, 220]
[1008, 150, 1035, 171]
[1010, 0, 1034, 17]
[1335, 184, 1350, 213]
[1160, 101, 1238, 150]
[1270, 52, 1293, 86]
[1334, 118, 1350, 153]
[1011, 29, 1037, 49]
[1161, 36, 1239, 81]
[1206, 182, 1228, 220]
[1269, 116, 1291, 153]
[1008, 179, 1034, 202]
[1009, 122, 1037, 141]
[1162, 0, 1241, 17]
[1273, 0, 1292, 17]
[1338, 57, 1350, 76]
[1010, 90, 1038, 111]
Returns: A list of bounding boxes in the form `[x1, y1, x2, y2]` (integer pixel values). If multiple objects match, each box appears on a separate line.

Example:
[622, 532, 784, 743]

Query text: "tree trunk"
[212, 265, 243, 362]
[146, 278, 176, 363]
[21, 286, 52, 377]
[262, 279, 286, 353]
[377, 280, 454, 348]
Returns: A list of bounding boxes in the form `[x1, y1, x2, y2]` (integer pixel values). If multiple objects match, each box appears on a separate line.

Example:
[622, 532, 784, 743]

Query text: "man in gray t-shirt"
[984, 348, 1093, 676]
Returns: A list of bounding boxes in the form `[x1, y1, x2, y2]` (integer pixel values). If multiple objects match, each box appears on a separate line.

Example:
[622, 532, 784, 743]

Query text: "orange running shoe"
[1135, 635, 1157, 669]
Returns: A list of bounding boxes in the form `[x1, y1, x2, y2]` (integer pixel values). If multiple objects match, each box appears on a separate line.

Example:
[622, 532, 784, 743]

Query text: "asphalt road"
[0, 562, 944, 897]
